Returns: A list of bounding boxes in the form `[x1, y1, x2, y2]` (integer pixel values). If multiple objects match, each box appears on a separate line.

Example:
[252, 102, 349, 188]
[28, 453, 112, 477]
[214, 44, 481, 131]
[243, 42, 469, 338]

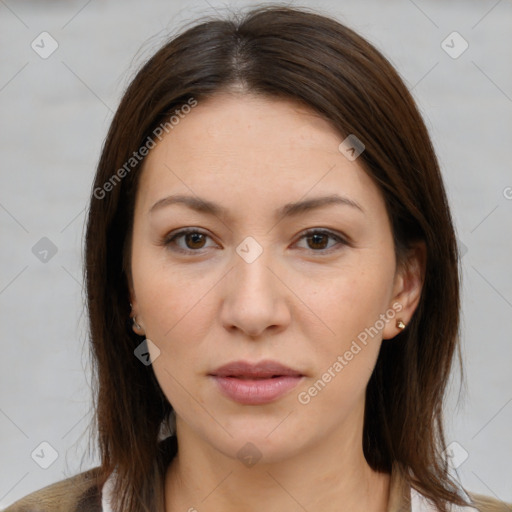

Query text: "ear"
[382, 241, 426, 340]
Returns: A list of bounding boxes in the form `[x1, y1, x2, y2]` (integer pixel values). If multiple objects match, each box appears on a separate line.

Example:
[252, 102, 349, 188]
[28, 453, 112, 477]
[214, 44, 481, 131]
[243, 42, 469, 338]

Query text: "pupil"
[309, 233, 327, 249]
[186, 233, 205, 249]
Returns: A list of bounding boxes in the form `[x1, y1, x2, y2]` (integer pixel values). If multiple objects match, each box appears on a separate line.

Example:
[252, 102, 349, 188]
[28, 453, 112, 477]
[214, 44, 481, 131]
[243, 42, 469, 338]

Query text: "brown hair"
[85, 5, 467, 511]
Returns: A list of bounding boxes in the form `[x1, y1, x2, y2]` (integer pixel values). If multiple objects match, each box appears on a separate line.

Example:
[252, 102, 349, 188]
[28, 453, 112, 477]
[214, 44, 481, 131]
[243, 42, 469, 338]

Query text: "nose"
[220, 249, 291, 339]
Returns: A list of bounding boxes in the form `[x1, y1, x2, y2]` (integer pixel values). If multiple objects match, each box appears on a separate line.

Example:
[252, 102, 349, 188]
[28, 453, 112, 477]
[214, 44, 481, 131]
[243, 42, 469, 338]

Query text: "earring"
[130, 303, 144, 333]
[396, 320, 406, 330]
[133, 316, 142, 330]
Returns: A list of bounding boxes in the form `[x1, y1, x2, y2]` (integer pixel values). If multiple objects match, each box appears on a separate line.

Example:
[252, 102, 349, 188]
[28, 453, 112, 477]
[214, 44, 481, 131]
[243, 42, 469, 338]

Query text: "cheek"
[131, 247, 222, 384]
[298, 263, 394, 348]
[134, 266, 218, 410]
[131, 235, 212, 327]
[293, 272, 392, 416]
[136, 266, 217, 344]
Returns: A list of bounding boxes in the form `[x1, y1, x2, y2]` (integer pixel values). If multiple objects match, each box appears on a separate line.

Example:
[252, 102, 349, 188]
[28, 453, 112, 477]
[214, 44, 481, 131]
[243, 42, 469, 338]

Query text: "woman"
[5, 5, 510, 512]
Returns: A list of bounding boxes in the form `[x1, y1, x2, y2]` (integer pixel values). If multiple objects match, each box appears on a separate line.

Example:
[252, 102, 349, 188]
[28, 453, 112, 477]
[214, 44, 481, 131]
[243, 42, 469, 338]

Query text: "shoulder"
[411, 488, 512, 512]
[2, 467, 102, 512]
[466, 492, 512, 512]
[405, 468, 511, 512]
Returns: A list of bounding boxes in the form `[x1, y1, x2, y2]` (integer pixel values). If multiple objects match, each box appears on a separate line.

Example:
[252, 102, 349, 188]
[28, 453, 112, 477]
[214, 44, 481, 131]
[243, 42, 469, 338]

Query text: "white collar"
[101, 470, 115, 512]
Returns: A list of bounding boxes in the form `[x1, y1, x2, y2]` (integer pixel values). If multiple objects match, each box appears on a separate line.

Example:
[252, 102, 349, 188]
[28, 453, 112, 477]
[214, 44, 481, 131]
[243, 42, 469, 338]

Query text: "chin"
[195, 419, 314, 466]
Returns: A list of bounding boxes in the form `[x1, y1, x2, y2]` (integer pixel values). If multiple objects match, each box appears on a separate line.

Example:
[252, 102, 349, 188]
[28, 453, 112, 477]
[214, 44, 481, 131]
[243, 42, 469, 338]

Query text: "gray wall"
[1, 0, 511, 507]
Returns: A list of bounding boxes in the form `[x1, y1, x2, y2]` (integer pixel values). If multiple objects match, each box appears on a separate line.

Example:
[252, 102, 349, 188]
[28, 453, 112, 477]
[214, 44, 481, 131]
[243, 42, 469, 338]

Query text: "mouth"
[225, 375, 288, 380]
[209, 360, 304, 405]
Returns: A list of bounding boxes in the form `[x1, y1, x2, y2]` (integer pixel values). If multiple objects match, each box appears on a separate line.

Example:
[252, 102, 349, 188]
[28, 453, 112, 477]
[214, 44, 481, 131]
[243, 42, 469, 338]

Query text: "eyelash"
[163, 228, 348, 255]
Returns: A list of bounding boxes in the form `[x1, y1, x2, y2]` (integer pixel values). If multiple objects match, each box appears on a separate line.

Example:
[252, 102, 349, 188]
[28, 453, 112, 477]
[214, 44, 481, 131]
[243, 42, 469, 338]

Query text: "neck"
[164, 416, 390, 512]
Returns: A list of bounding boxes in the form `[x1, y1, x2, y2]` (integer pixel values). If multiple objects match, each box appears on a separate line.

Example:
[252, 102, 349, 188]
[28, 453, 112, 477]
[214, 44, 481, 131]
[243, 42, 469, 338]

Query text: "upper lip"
[209, 360, 303, 378]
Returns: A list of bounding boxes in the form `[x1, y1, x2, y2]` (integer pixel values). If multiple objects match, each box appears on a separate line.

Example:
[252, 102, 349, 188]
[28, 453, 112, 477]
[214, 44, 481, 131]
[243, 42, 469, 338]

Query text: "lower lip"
[212, 375, 303, 405]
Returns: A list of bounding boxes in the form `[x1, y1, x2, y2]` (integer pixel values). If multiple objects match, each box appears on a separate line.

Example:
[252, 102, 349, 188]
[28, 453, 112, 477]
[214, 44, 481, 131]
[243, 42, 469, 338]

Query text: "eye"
[295, 229, 347, 253]
[163, 228, 348, 255]
[164, 228, 218, 253]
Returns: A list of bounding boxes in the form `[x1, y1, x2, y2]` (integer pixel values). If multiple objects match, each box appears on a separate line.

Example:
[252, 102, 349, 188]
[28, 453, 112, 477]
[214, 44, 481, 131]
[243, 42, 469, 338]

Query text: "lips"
[209, 360, 304, 405]
[210, 360, 303, 379]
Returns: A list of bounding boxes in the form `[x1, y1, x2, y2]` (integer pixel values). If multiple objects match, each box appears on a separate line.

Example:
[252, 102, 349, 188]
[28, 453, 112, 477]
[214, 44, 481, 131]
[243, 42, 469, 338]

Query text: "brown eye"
[164, 229, 216, 253]
[296, 229, 347, 253]
[184, 232, 207, 249]
[306, 232, 329, 250]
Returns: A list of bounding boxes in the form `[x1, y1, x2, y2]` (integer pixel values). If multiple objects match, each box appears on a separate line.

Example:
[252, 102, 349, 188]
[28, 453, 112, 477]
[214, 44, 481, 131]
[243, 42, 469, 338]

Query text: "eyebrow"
[148, 193, 364, 219]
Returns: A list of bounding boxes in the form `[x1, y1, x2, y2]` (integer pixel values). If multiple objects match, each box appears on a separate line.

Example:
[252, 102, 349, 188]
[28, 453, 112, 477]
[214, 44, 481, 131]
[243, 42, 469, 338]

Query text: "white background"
[0, 0, 511, 508]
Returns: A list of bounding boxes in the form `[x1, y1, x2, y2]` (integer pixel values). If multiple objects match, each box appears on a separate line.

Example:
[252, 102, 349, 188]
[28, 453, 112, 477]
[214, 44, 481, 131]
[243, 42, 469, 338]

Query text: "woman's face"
[129, 93, 421, 463]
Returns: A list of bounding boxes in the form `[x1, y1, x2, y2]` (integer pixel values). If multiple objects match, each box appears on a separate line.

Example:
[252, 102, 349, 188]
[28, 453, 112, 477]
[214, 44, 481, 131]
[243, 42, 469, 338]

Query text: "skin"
[128, 93, 425, 512]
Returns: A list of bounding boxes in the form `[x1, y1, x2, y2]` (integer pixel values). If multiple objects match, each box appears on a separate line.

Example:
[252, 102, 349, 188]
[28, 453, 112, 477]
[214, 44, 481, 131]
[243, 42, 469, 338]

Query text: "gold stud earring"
[396, 320, 406, 330]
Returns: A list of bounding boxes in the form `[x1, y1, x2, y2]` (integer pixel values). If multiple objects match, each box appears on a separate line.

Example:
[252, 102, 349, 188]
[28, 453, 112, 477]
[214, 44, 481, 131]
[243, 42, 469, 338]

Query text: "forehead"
[149, 92, 343, 159]
[135, 93, 385, 220]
